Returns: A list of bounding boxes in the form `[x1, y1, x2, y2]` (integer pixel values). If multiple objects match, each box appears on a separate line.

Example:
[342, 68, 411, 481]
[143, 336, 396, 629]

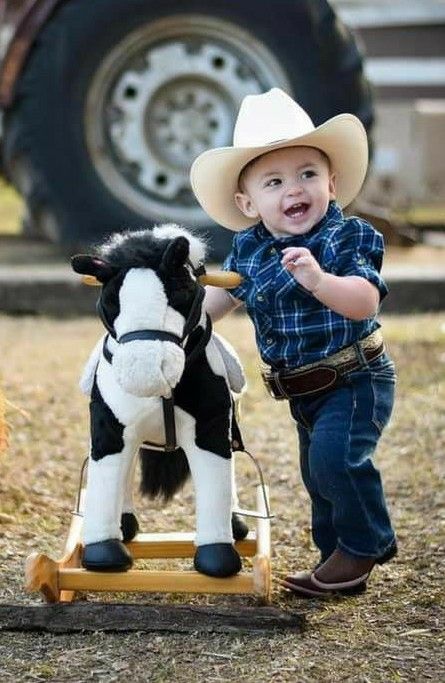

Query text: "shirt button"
[257, 294, 264, 301]
[270, 247, 277, 255]
[266, 338, 273, 345]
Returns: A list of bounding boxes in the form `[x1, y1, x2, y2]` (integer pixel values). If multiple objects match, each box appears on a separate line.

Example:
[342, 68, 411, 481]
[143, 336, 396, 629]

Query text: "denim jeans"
[289, 352, 396, 561]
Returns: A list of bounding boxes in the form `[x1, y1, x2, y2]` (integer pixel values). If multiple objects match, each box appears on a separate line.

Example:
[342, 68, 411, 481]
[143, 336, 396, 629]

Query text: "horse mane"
[97, 224, 208, 270]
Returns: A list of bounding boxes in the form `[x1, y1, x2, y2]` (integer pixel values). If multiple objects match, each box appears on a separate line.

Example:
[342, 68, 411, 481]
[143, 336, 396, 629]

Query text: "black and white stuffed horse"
[71, 225, 248, 578]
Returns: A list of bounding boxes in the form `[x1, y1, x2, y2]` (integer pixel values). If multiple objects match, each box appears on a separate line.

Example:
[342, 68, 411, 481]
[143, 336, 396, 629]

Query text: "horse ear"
[160, 237, 190, 272]
[71, 254, 118, 283]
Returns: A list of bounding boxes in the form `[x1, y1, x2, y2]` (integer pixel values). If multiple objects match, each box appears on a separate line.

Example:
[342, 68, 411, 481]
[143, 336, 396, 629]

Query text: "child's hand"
[281, 247, 324, 292]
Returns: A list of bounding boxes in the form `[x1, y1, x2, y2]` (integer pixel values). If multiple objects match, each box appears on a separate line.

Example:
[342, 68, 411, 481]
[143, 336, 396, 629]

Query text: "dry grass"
[0, 312, 444, 682]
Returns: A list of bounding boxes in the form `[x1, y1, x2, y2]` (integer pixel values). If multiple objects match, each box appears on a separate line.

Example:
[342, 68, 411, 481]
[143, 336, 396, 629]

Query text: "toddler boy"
[190, 88, 397, 597]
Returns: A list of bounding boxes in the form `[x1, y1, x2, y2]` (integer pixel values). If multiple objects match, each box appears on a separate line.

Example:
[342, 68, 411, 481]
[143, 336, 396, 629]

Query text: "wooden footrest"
[58, 568, 256, 594]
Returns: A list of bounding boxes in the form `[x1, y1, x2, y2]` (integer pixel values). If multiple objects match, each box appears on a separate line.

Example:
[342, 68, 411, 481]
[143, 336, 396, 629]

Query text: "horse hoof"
[232, 512, 249, 541]
[121, 512, 140, 542]
[194, 543, 242, 577]
[82, 539, 133, 572]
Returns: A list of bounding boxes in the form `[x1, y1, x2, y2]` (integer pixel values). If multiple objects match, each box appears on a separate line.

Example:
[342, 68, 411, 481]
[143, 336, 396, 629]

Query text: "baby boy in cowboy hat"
[190, 88, 397, 598]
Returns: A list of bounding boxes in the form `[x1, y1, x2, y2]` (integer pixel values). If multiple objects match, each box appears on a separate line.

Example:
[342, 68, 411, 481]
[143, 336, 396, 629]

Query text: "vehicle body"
[0, 0, 376, 255]
[334, 0, 445, 240]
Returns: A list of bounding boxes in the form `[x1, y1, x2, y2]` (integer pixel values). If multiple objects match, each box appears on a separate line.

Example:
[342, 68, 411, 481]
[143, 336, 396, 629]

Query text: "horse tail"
[139, 446, 190, 502]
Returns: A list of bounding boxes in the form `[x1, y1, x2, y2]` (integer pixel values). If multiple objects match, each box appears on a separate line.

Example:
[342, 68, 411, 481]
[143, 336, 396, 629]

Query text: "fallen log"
[0, 603, 305, 634]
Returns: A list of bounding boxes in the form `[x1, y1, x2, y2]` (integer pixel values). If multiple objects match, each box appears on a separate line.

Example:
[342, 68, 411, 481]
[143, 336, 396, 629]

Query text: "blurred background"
[0, 0, 444, 309]
[336, 0, 445, 247]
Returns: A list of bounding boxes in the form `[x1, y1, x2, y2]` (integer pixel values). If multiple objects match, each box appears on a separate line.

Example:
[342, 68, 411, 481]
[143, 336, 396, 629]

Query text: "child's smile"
[284, 201, 308, 217]
[283, 201, 311, 221]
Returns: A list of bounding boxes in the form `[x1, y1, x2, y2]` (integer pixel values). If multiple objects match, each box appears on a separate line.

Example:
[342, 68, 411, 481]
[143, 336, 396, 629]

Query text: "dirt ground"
[0, 312, 444, 682]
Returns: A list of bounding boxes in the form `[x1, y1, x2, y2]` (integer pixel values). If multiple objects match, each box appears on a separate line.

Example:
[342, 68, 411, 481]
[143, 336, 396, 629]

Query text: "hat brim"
[190, 114, 368, 231]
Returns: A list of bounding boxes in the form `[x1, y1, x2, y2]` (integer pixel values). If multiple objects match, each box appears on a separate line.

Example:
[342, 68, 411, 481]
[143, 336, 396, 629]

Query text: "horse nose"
[112, 340, 185, 397]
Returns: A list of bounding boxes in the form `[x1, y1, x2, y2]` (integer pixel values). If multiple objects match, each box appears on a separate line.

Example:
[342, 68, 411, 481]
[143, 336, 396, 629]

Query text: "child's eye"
[301, 169, 316, 180]
[265, 178, 281, 187]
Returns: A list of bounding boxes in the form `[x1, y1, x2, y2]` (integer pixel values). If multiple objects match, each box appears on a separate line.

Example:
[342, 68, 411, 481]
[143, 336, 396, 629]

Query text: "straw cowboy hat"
[190, 88, 368, 231]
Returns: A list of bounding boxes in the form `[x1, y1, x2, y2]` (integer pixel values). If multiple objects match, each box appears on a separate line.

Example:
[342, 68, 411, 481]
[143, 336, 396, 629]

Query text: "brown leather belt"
[262, 332, 385, 400]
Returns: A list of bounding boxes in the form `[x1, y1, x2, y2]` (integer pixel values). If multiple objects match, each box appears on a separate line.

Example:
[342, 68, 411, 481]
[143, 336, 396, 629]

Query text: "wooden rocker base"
[25, 486, 272, 604]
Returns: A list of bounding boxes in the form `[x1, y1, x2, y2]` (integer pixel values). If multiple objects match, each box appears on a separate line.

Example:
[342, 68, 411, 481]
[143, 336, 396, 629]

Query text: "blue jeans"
[289, 352, 396, 561]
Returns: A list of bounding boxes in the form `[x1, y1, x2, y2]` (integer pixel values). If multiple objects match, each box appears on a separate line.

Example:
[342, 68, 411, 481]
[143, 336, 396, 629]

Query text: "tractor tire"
[2, 0, 373, 258]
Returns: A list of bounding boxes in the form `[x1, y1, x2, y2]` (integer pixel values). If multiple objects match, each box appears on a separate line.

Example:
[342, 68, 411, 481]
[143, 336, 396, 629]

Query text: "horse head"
[72, 225, 209, 398]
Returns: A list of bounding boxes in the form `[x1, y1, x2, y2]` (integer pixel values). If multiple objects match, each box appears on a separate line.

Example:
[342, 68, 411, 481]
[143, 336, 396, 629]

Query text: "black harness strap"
[182, 285, 205, 339]
[162, 397, 177, 452]
[184, 314, 212, 368]
[119, 330, 181, 345]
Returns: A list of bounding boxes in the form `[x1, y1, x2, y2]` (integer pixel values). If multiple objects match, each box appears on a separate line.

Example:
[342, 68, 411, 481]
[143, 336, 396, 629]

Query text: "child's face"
[235, 146, 336, 238]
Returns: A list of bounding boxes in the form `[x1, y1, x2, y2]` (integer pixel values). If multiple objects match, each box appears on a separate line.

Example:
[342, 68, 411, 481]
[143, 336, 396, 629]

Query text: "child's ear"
[329, 173, 337, 200]
[235, 191, 259, 219]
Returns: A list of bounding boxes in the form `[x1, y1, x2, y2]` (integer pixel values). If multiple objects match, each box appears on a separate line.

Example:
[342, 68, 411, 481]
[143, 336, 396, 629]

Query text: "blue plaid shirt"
[223, 201, 388, 369]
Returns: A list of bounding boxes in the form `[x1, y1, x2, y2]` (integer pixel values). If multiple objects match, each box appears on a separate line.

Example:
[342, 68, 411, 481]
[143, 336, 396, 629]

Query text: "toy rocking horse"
[71, 224, 252, 579]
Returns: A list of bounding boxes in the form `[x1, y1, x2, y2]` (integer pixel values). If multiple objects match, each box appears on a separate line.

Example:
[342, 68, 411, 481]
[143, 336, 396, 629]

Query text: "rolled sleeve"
[332, 219, 389, 301]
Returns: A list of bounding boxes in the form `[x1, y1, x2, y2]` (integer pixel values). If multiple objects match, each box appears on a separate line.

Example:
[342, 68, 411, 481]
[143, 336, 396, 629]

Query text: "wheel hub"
[109, 41, 259, 200]
[146, 80, 230, 169]
[85, 16, 291, 224]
